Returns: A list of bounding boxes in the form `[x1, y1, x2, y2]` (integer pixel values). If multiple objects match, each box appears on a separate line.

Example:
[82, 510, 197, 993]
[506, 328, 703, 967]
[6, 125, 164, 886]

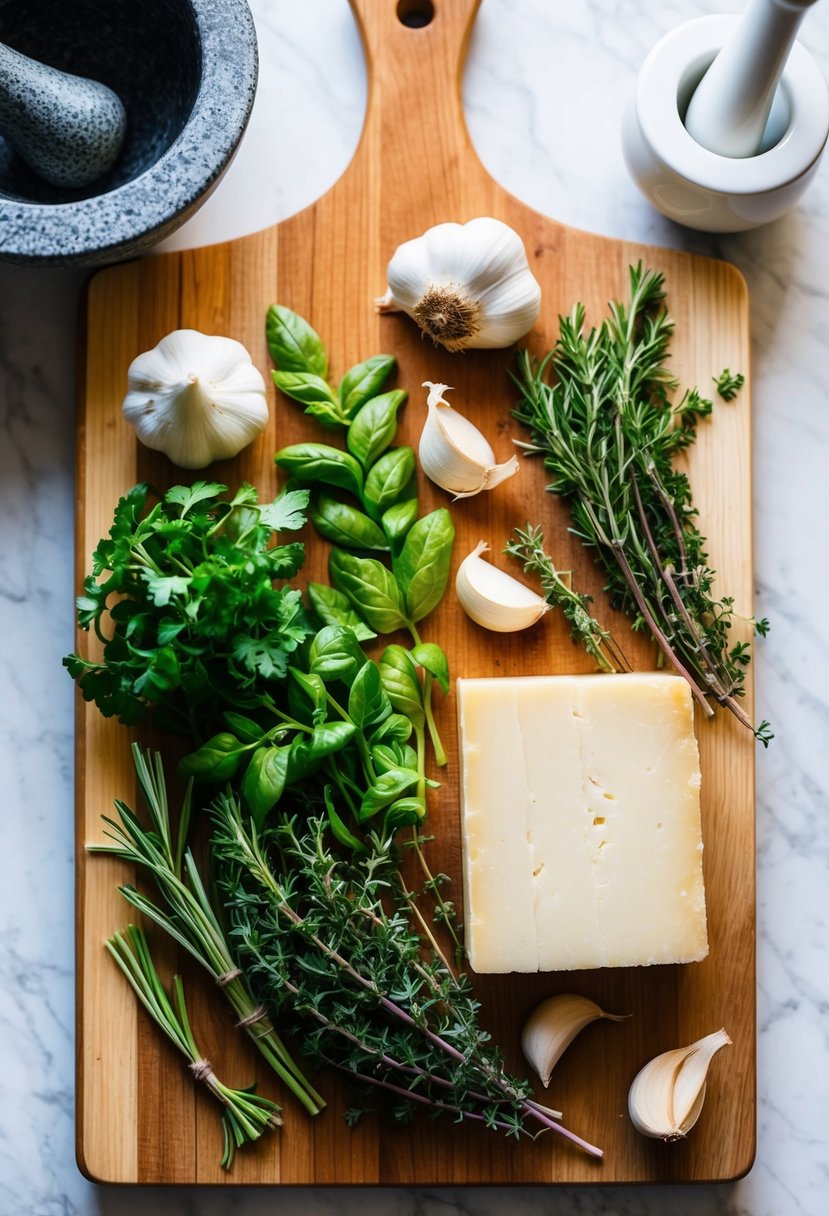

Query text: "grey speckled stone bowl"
[0, 0, 258, 266]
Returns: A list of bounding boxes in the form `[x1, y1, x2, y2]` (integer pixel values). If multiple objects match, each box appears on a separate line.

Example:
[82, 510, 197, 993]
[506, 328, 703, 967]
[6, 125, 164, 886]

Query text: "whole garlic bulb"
[122, 329, 269, 469]
[377, 217, 542, 352]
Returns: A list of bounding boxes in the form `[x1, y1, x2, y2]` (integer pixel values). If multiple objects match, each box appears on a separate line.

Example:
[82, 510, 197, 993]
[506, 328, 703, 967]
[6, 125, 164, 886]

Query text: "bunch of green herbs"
[267, 305, 454, 766]
[211, 793, 602, 1156]
[512, 263, 770, 743]
[94, 744, 325, 1116]
[64, 480, 311, 734]
[107, 923, 282, 1169]
[67, 475, 493, 1148]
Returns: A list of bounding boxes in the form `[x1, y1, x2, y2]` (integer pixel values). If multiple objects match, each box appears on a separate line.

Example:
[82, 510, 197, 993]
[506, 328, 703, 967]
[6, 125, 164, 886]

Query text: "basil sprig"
[269, 306, 455, 766]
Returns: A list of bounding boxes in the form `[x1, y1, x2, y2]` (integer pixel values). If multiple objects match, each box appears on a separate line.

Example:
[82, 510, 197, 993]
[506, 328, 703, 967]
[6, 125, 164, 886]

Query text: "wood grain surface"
[75, 0, 755, 1185]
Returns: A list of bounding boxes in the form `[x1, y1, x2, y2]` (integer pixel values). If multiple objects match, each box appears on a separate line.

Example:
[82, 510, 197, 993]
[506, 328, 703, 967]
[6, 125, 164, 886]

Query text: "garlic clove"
[455, 541, 550, 632]
[419, 382, 519, 500]
[628, 1028, 732, 1141]
[123, 329, 269, 470]
[522, 994, 630, 1089]
[378, 217, 541, 351]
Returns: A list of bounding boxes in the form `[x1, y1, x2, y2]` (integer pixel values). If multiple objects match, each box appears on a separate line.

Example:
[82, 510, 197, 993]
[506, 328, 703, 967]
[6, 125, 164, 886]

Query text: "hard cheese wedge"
[457, 672, 708, 972]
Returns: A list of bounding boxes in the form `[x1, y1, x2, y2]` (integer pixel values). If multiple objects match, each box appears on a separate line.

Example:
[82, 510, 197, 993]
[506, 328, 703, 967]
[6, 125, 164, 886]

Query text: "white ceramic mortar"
[622, 14, 829, 232]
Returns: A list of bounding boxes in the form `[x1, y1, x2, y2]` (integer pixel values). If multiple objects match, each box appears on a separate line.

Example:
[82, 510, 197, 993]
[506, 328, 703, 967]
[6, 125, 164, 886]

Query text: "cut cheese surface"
[457, 673, 708, 973]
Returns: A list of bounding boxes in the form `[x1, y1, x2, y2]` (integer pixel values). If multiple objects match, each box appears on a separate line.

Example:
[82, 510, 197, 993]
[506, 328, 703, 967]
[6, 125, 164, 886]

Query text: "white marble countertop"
[1, 1, 827, 1213]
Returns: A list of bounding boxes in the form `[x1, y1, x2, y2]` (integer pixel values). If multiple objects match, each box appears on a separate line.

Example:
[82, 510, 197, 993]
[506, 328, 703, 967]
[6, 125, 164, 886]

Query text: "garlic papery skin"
[455, 542, 550, 632]
[522, 995, 630, 1090]
[628, 1028, 732, 1142]
[122, 329, 269, 469]
[419, 382, 519, 499]
[377, 217, 541, 352]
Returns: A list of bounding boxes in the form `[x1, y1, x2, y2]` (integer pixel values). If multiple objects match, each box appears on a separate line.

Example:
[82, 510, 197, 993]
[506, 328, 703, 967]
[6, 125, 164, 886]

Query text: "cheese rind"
[457, 673, 708, 973]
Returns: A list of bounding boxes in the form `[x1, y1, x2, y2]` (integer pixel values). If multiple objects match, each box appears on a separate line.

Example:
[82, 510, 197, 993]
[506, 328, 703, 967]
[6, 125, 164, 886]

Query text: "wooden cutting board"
[75, 0, 755, 1186]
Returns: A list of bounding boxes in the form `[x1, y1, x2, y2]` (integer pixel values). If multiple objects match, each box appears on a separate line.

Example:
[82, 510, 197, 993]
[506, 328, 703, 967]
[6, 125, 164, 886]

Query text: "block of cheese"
[457, 672, 708, 972]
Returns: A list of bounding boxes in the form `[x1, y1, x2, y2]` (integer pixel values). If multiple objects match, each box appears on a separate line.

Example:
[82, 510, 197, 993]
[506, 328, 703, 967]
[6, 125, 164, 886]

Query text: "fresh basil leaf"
[304, 401, 348, 430]
[358, 766, 420, 821]
[273, 370, 338, 409]
[346, 390, 406, 468]
[383, 796, 426, 832]
[371, 741, 418, 774]
[349, 660, 392, 730]
[410, 642, 450, 695]
[369, 712, 413, 744]
[178, 733, 243, 783]
[378, 645, 424, 728]
[394, 508, 455, 623]
[381, 498, 418, 548]
[257, 488, 310, 533]
[274, 444, 364, 498]
[266, 304, 328, 377]
[288, 667, 327, 713]
[362, 447, 416, 520]
[308, 721, 357, 756]
[223, 712, 265, 744]
[307, 582, 377, 641]
[323, 785, 363, 852]
[288, 721, 357, 782]
[310, 493, 388, 551]
[308, 624, 366, 684]
[329, 549, 408, 634]
[242, 745, 290, 828]
[370, 743, 399, 775]
[339, 355, 397, 418]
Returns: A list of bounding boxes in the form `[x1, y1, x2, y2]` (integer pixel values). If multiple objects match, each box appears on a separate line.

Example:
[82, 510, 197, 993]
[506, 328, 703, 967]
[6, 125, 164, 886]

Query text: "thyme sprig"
[106, 924, 282, 1170]
[212, 796, 603, 1158]
[512, 263, 771, 744]
[505, 523, 630, 675]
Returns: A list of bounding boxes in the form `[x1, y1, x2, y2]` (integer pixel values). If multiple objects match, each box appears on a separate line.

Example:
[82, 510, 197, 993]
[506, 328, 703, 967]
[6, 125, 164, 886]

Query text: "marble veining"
[1, 1, 827, 1213]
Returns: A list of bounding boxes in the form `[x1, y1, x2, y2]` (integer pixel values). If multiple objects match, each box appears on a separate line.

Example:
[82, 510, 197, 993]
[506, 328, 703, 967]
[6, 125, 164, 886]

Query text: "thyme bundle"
[512, 264, 770, 743]
[213, 796, 602, 1156]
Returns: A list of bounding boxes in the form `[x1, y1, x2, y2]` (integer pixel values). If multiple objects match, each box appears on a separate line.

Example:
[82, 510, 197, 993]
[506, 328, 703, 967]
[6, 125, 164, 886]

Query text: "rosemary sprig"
[212, 794, 603, 1158]
[714, 368, 745, 401]
[91, 744, 325, 1116]
[512, 263, 771, 744]
[106, 924, 282, 1170]
[505, 523, 630, 675]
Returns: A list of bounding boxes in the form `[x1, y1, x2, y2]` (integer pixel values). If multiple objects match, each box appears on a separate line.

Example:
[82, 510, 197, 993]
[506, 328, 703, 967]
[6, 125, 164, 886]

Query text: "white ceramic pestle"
[685, 0, 820, 158]
[622, 7, 829, 231]
[0, 41, 126, 189]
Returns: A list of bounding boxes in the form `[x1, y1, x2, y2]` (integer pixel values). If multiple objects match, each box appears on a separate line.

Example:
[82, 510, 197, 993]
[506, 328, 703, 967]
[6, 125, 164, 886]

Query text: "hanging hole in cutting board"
[397, 0, 434, 30]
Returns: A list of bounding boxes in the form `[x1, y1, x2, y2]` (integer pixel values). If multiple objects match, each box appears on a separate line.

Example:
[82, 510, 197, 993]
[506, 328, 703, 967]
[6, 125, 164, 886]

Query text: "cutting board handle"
[347, 0, 487, 192]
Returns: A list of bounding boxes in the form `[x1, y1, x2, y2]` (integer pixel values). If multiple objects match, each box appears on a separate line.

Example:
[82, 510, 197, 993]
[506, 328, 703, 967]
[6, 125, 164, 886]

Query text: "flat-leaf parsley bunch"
[65, 481, 312, 733]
